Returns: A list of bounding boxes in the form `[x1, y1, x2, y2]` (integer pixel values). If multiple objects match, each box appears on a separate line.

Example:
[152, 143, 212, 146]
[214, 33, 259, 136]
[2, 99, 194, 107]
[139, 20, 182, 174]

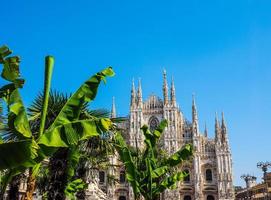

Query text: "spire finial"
[163, 69, 169, 105]
[171, 76, 176, 106]
[111, 96, 116, 118]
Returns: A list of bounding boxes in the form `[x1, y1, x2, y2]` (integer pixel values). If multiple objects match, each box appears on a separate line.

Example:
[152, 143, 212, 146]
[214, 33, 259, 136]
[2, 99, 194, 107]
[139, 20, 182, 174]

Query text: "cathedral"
[99, 70, 235, 200]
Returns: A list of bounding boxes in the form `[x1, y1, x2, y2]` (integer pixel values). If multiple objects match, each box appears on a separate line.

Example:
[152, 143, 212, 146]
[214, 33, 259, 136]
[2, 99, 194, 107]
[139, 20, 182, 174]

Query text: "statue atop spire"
[163, 69, 169, 105]
[111, 96, 116, 118]
[170, 76, 176, 107]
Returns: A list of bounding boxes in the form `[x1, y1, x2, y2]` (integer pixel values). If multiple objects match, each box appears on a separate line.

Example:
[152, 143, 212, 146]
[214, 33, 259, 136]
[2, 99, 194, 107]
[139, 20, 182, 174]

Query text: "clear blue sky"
[1, 0, 271, 187]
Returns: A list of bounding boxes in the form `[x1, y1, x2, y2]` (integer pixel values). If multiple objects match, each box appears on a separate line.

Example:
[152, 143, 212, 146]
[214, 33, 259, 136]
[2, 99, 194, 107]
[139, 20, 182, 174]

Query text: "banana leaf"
[153, 171, 187, 195]
[0, 45, 12, 63]
[7, 89, 32, 138]
[47, 67, 114, 130]
[39, 118, 112, 147]
[0, 140, 38, 170]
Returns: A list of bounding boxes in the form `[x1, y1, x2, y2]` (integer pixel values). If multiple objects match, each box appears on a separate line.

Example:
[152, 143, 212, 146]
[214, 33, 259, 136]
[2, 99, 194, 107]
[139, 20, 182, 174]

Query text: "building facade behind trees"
[99, 70, 235, 200]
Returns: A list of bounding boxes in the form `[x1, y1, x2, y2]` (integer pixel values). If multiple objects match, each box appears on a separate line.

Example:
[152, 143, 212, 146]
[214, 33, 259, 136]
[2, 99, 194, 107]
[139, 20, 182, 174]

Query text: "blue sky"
[1, 0, 271, 186]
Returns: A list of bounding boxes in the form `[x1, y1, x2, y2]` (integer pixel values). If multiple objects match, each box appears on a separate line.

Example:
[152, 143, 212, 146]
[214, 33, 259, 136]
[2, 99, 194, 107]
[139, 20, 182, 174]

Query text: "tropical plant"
[114, 120, 193, 200]
[28, 91, 122, 200]
[0, 45, 114, 199]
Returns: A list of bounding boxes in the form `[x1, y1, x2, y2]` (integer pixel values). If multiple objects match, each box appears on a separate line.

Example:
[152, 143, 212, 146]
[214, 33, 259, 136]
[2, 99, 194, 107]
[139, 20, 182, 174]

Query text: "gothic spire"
[170, 76, 176, 106]
[215, 112, 221, 143]
[192, 94, 199, 136]
[163, 69, 169, 105]
[204, 122, 208, 138]
[137, 78, 143, 107]
[130, 78, 136, 107]
[215, 112, 220, 130]
[192, 94, 198, 123]
[221, 112, 227, 130]
[111, 96, 116, 118]
[221, 112, 229, 144]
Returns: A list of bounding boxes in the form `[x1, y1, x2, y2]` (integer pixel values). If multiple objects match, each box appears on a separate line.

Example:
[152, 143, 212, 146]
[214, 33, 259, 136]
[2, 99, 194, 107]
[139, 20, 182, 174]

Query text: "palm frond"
[28, 90, 70, 138]
[80, 109, 110, 122]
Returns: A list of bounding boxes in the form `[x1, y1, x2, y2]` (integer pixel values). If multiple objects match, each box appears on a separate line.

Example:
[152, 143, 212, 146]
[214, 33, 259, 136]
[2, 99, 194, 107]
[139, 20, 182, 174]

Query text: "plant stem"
[38, 56, 54, 139]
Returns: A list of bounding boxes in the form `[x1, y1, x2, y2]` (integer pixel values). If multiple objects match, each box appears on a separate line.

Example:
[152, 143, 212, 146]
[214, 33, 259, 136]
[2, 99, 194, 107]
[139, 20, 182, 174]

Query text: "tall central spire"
[163, 69, 169, 105]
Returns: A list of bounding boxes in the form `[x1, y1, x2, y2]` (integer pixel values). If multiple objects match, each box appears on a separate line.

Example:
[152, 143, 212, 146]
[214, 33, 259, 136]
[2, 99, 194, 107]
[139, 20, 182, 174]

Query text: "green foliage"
[114, 120, 193, 200]
[0, 45, 115, 197]
[36, 163, 49, 195]
[0, 140, 38, 169]
[64, 178, 87, 200]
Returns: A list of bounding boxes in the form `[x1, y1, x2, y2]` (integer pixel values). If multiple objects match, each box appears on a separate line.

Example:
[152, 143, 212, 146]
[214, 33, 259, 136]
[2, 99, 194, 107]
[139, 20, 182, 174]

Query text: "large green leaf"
[153, 171, 187, 195]
[47, 67, 114, 131]
[166, 143, 193, 167]
[0, 45, 30, 139]
[0, 45, 20, 82]
[37, 67, 114, 152]
[7, 89, 32, 138]
[1, 56, 20, 81]
[0, 140, 38, 170]
[0, 45, 12, 63]
[39, 118, 112, 147]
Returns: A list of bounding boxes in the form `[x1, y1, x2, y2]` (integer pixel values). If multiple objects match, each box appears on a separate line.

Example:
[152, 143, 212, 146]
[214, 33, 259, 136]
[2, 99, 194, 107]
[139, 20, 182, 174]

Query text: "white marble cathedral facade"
[99, 70, 235, 200]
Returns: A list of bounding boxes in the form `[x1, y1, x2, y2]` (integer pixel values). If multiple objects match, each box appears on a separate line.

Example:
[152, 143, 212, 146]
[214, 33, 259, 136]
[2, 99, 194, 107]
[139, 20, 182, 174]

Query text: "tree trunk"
[7, 174, 22, 200]
[24, 169, 36, 200]
[47, 148, 69, 200]
[75, 161, 87, 200]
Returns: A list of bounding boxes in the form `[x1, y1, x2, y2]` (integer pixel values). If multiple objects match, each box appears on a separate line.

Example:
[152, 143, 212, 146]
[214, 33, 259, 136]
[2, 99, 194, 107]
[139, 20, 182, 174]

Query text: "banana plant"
[114, 120, 193, 200]
[0, 45, 115, 198]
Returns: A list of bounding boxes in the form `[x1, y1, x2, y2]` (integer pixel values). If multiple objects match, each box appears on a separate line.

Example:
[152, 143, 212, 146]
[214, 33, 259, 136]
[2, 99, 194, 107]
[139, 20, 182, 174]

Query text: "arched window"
[206, 169, 213, 182]
[120, 170, 126, 183]
[207, 195, 215, 200]
[184, 195, 192, 200]
[99, 171, 105, 184]
[149, 116, 159, 132]
[183, 169, 190, 183]
[119, 196, 126, 200]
